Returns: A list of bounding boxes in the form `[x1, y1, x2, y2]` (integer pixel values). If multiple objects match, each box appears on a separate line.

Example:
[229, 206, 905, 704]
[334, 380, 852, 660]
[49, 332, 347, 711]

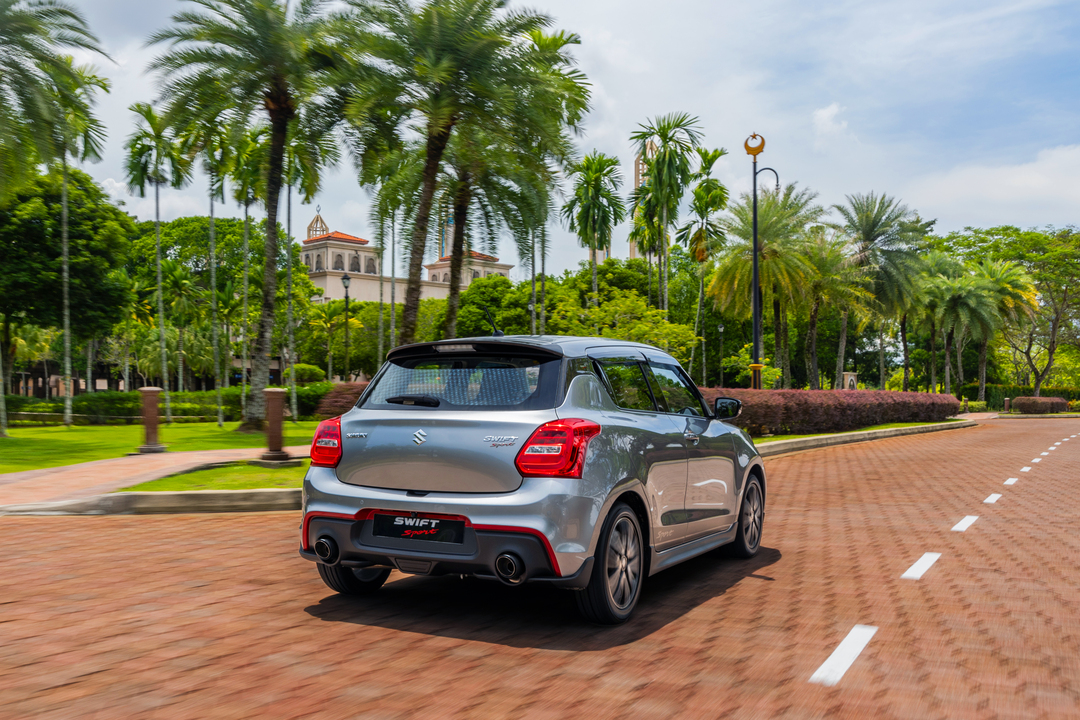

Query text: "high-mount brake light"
[515, 418, 601, 478]
[310, 417, 342, 467]
[434, 344, 475, 353]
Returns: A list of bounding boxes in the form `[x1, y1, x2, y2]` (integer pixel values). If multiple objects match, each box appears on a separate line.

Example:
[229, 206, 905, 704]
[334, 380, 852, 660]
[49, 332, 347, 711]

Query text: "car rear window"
[362, 355, 561, 411]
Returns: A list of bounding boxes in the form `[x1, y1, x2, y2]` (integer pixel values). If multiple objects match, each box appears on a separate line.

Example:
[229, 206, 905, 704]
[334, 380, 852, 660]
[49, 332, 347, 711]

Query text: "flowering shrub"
[315, 382, 369, 418]
[1012, 396, 1068, 414]
[697, 388, 960, 436]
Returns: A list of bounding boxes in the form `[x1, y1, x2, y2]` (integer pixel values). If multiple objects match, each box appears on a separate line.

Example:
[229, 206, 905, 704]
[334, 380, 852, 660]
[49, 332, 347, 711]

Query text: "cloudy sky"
[70, 0, 1080, 280]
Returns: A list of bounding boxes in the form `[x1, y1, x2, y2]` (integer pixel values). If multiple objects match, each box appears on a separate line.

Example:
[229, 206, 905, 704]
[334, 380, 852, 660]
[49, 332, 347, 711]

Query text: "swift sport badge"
[484, 435, 519, 448]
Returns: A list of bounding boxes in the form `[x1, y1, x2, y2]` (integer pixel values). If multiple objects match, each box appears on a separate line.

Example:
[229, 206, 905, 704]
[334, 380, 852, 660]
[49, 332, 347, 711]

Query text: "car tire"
[317, 564, 392, 595]
[727, 476, 764, 559]
[576, 502, 644, 625]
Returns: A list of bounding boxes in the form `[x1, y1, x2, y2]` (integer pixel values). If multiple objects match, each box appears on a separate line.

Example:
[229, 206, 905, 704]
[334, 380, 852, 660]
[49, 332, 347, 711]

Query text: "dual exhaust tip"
[316, 536, 525, 585]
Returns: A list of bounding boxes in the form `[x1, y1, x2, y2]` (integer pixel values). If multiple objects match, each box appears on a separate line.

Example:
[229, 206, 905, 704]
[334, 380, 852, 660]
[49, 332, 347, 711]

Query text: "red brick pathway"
[1, 419, 1079, 718]
[0, 445, 309, 506]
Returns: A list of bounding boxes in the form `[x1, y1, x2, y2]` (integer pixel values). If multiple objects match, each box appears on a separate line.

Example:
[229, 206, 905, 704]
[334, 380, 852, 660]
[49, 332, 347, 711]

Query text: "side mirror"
[713, 397, 742, 420]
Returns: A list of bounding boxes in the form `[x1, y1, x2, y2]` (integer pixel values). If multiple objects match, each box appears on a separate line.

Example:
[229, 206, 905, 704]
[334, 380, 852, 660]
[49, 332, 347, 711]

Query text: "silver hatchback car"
[300, 336, 766, 624]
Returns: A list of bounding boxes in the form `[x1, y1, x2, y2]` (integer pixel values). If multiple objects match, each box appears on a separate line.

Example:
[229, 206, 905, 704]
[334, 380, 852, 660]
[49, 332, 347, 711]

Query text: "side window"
[598, 361, 656, 412]
[650, 363, 707, 416]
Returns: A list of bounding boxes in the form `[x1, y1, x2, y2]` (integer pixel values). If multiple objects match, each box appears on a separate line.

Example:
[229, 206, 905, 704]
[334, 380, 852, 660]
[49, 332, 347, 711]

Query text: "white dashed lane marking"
[985, 494, 1002, 504]
[1041, 452, 1049, 456]
[1021, 467, 1032, 472]
[952, 516, 979, 532]
[1005, 478, 1018, 485]
[1032, 458, 1042, 463]
[809, 625, 879, 687]
[901, 553, 942, 580]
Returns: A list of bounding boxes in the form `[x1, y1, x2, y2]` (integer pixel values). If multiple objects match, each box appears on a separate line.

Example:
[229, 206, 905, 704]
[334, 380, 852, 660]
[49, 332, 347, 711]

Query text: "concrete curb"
[1, 421, 978, 516]
[0, 489, 301, 516]
[994, 414, 1080, 419]
[756, 419, 978, 457]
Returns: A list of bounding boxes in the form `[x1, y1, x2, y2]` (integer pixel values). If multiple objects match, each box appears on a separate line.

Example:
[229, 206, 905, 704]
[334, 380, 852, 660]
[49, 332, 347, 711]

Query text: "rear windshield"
[361, 354, 561, 411]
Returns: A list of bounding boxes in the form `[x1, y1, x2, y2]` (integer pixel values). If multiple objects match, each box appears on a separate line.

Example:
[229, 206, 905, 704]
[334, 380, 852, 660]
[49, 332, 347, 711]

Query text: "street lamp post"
[744, 134, 779, 390]
[718, 324, 725, 388]
[341, 273, 351, 382]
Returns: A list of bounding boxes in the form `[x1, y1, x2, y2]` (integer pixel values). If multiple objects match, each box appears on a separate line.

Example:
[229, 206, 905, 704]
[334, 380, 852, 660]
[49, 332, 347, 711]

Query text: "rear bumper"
[299, 514, 593, 588]
[302, 465, 602, 580]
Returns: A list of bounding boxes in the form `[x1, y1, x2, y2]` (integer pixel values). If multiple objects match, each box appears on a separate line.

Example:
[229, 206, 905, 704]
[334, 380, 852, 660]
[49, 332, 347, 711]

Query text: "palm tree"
[918, 250, 963, 392]
[337, 0, 577, 346]
[676, 147, 728, 382]
[124, 102, 189, 421]
[0, 0, 103, 199]
[562, 152, 627, 306]
[831, 192, 919, 388]
[801, 233, 873, 389]
[933, 274, 998, 395]
[161, 260, 205, 394]
[150, 0, 331, 428]
[712, 183, 822, 387]
[973, 260, 1037, 402]
[630, 113, 702, 315]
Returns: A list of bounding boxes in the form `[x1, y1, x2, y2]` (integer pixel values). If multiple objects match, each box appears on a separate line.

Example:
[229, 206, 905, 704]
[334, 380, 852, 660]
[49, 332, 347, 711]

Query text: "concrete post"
[1004, 397, 1011, 413]
[137, 387, 166, 454]
[261, 388, 290, 462]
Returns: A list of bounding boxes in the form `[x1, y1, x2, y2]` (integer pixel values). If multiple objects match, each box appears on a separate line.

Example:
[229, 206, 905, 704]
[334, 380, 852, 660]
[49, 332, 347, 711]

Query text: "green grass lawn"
[119, 460, 310, 492]
[755, 419, 960, 443]
[0, 422, 318, 474]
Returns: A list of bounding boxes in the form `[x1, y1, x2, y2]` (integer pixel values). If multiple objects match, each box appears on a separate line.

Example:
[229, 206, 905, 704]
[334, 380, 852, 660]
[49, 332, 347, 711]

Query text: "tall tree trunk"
[646, 253, 652, 307]
[900, 313, 910, 392]
[591, 249, 598, 307]
[400, 128, 453, 346]
[978, 339, 988, 402]
[878, 323, 886, 390]
[689, 271, 703, 375]
[286, 184, 297, 422]
[62, 158, 73, 425]
[0, 334, 6, 436]
[177, 329, 185, 394]
[154, 181, 172, 422]
[389, 210, 396, 349]
[944, 329, 953, 395]
[781, 306, 791, 389]
[240, 203, 250, 422]
[929, 321, 938, 393]
[123, 315, 131, 393]
[209, 176, 223, 426]
[808, 299, 821, 390]
[85, 339, 93, 393]
[246, 111, 288, 427]
[834, 310, 849, 389]
[772, 288, 781, 381]
[326, 336, 332, 385]
[530, 231, 537, 335]
[956, 334, 965, 386]
[660, 206, 668, 315]
[540, 226, 547, 335]
[443, 170, 472, 339]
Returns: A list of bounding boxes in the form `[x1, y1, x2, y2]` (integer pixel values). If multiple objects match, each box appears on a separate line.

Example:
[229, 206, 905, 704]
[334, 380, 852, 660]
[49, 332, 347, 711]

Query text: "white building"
[300, 212, 513, 303]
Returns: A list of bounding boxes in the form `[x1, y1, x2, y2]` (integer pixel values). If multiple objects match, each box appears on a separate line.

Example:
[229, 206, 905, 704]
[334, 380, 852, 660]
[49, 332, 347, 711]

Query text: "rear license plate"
[372, 514, 465, 544]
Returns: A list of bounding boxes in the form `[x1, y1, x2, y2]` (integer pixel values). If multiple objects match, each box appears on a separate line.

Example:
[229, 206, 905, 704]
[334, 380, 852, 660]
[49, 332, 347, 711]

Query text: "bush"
[1069, 400, 1080, 412]
[315, 382, 370, 418]
[1012, 396, 1068, 414]
[961, 400, 987, 413]
[284, 363, 326, 384]
[959, 383, 1080, 409]
[698, 388, 960, 436]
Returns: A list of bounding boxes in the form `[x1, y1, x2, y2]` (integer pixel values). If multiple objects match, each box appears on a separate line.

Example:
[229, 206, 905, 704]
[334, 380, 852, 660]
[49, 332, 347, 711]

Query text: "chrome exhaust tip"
[314, 536, 338, 564]
[495, 553, 524, 585]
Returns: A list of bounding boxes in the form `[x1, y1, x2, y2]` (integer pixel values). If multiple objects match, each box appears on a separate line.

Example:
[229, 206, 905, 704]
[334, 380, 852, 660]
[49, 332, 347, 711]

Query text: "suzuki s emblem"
[413, 429, 427, 445]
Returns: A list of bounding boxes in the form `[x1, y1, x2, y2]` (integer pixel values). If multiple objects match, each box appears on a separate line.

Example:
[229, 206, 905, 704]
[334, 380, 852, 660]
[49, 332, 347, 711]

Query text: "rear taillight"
[515, 419, 601, 478]
[310, 417, 342, 467]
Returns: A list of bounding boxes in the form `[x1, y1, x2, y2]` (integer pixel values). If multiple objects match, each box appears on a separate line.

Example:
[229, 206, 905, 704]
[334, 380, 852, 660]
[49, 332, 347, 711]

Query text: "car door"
[646, 357, 739, 540]
[589, 349, 690, 551]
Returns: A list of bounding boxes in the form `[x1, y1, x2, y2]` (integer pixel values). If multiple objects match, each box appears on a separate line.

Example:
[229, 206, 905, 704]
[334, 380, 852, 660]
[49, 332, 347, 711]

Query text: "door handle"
[684, 432, 699, 445]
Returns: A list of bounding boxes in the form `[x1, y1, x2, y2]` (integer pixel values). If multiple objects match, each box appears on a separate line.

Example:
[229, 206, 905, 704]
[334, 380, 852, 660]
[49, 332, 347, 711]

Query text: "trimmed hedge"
[698, 388, 960, 436]
[1012, 396, 1068, 414]
[959, 383, 1080, 409]
[315, 382, 370, 419]
[4, 382, 336, 424]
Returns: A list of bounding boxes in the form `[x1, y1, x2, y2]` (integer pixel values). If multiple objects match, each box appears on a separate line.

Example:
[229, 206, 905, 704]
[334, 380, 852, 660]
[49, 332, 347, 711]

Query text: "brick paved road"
[2, 419, 1079, 719]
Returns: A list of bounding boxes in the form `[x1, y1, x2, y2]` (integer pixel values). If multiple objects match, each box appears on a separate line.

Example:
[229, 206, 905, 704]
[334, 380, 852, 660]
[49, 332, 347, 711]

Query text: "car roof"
[386, 335, 668, 361]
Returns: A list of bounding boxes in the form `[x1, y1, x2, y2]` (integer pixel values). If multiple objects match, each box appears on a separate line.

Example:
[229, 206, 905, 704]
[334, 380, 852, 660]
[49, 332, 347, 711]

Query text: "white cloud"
[906, 145, 1080, 229]
[811, 103, 852, 152]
